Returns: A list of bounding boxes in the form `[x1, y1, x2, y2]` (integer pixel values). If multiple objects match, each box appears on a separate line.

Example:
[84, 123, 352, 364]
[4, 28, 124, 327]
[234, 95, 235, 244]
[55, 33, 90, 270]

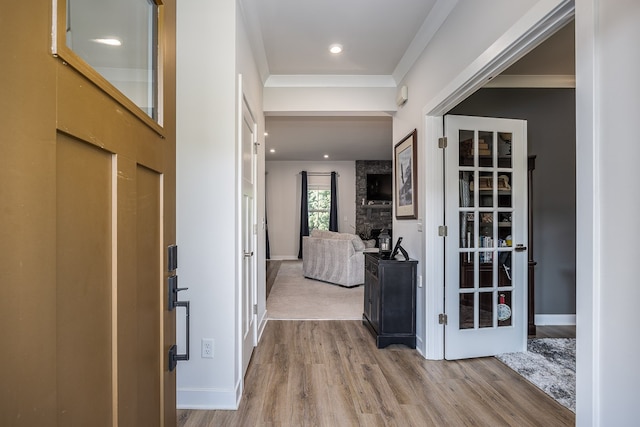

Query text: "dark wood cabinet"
[363, 253, 417, 348]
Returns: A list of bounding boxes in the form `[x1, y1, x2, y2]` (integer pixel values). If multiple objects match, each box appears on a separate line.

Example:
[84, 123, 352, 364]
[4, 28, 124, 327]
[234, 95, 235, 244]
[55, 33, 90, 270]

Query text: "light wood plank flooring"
[178, 321, 574, 426]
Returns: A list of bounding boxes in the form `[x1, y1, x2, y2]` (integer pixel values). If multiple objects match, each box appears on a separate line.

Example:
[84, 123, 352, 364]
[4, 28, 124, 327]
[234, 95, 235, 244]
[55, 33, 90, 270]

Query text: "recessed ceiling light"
[324, 154, 329, 159]
[329, 44, 343, 54]
[93, 38, 122, 46]
[270, 149, 276, 153]
[264, 132, 269, 136]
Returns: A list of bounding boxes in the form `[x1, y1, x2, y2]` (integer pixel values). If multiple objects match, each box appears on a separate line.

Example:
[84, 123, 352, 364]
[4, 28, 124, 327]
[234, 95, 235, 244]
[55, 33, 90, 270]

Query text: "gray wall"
[449, 88, 576, 315]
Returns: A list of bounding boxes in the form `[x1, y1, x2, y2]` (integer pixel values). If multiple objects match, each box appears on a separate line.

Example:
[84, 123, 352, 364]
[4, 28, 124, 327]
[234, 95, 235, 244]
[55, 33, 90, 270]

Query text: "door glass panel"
[479, 292, 493, 328]
[478, 171, 493, 207]
[498, 132, 513, 168]
[478, 131, 494, 167]
[498, 251, 512, 286]
[479, 258, 494, 288]
[498, 172, 512, 208]
[459, 212, 474, 249]
[459, 171, 473, 208]
[459, 253, 474, 289]
[66, 0, 159, 120]
[459, 130, 474, 167]
[498, 212, 512, 245]
[498, 291, 513, 327]
[459, 293, 474, 329]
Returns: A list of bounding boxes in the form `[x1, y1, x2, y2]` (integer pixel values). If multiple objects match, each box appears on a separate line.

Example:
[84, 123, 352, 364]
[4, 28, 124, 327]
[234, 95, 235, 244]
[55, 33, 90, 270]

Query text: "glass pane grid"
[457, 127, 517, 331]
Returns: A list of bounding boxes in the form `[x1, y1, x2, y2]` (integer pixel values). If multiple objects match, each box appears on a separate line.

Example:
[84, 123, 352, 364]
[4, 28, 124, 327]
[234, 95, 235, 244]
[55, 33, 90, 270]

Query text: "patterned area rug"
[267, 260, 364, 320]
[496, 338, 576, 412]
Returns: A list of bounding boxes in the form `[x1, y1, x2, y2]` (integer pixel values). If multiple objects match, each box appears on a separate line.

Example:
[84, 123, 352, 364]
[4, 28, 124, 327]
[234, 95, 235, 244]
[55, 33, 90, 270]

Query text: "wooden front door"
[1, 1, 177, 426]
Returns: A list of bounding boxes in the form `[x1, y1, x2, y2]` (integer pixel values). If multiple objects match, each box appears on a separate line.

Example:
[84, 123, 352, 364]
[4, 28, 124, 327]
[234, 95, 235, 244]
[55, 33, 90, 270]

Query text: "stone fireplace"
[355, 160, 392, 241]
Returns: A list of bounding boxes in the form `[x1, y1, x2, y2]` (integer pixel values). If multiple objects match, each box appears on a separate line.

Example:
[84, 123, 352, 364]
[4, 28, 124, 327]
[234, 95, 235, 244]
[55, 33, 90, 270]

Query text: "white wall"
[176, 0, 265, 409]
[576, 0, 640, 424]
[266, 161, 356, 259]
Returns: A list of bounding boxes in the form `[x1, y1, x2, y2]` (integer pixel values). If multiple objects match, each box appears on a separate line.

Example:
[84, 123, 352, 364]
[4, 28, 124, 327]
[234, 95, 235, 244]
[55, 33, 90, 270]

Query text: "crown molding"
[264, 75, 396, 88]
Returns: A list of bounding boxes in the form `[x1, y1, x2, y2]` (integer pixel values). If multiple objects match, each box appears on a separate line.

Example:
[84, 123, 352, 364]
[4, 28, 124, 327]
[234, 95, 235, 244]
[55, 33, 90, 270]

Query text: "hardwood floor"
[178, 321, 575, 426]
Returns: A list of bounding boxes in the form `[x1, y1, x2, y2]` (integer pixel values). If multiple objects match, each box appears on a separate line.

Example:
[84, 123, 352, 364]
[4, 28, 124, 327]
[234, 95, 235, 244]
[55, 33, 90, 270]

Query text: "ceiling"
[247, 0, 438, 162]
[265, 116, 393, 161]
[250, 0, 438, 76]
[249, 3, 575, 162]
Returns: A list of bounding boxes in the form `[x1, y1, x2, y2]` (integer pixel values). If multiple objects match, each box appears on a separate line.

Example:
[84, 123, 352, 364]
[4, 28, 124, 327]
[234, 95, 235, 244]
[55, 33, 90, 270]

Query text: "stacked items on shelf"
[479, 235, 494, 263]
[478, 139, 491, 156]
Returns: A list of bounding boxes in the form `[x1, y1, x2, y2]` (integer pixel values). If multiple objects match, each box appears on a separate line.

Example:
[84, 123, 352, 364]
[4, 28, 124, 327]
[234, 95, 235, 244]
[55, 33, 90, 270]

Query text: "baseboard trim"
[269, 255, 300, 261]
[177, 387, 238, 410]
[258, 312, 268, 341]
[535, 314, 576, 325]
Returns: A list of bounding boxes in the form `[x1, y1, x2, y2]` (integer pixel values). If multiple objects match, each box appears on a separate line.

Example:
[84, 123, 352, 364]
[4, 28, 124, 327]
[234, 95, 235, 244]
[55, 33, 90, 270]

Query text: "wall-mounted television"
[366, 173, 392, 201]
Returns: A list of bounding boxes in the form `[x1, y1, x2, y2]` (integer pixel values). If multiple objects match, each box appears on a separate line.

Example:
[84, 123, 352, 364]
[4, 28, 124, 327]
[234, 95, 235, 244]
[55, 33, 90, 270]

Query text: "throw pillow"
[351, 235, 366, 251]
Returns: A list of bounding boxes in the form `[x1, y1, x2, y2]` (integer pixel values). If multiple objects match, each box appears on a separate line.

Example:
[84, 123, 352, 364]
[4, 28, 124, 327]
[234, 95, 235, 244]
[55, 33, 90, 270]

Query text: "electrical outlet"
[202, 338, 214, 358]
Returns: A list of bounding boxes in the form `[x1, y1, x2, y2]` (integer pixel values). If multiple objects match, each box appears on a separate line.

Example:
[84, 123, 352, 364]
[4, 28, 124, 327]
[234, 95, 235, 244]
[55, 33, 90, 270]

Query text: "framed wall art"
[394, 129, 417, 219]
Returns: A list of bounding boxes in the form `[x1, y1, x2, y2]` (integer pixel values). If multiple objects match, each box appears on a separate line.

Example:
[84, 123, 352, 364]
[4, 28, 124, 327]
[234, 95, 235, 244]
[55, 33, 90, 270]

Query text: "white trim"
[535, 314, 576, 325]
[421, 0, 575, 361]
[235, 73, 244, 406]
[575, 0, 599, 424]
[422, 0, 575, 117]
[177, 386, 239, 410]
[264, 74, 396, 88]
[257, 313, 268, 341]
[265, 111, 392, 118]
[484, 74, 575, 88]
[268, 255, 300, 261]
[423, 116, 445, 360]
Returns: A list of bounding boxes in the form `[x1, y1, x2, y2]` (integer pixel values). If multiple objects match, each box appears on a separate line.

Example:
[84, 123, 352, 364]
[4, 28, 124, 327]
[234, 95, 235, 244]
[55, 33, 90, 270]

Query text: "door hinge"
[438, 225, 448, 237]
[438, 137, 447, 148]
[439, 313, 448, 325]
[253, 304, 258, 315]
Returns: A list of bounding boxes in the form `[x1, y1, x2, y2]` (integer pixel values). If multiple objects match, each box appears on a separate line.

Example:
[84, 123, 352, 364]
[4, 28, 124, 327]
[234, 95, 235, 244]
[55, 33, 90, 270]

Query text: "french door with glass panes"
[444, 115, 528, 360]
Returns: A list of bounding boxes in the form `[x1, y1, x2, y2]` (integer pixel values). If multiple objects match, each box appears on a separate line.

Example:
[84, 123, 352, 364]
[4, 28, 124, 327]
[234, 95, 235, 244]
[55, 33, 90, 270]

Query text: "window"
[308, 186, 331, 231]
[54, 0, 161, 125]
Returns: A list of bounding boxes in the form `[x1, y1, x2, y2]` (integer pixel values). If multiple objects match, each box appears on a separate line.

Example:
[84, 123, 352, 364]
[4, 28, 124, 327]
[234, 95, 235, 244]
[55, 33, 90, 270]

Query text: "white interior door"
[444, 115, 527, 359]
[241, 89, 257, 375]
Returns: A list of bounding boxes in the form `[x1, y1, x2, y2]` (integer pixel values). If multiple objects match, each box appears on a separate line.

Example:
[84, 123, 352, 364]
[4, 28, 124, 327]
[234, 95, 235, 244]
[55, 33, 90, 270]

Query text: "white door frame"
[420, 0, 574, 360]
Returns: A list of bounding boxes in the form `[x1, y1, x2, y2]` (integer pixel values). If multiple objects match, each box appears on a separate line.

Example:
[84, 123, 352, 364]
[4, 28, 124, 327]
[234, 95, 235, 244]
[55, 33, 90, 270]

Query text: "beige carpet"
[267, 260, 364, 320]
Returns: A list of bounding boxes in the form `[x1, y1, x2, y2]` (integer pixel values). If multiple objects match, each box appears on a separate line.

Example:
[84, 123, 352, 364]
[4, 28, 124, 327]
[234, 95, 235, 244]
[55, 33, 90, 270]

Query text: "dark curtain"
[265, 176, 270, 260]
[329, 171, 338, 231]
[298, 171, 309, 259]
